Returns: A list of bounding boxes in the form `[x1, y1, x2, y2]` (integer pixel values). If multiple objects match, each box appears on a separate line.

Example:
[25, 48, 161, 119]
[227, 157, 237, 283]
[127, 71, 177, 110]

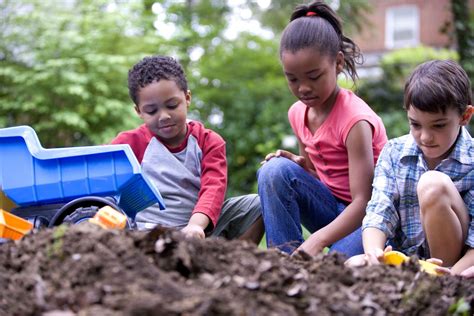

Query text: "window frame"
[385, 5, 420, 49]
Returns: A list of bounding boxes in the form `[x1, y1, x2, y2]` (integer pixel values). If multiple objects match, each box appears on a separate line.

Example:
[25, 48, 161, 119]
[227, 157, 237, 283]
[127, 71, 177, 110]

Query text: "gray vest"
[135, 136, 202, 230]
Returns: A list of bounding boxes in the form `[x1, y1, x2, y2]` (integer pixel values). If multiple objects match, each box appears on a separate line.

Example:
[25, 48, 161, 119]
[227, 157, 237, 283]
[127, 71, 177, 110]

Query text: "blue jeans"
[257, 157, 363, 256]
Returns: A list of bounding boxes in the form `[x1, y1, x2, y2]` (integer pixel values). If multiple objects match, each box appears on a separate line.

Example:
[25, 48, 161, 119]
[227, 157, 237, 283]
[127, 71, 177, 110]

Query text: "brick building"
[351, 0, 474, 77]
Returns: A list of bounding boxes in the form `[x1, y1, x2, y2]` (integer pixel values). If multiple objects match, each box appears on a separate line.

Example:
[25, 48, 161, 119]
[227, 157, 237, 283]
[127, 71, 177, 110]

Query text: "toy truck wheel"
[63, 206, 99, 225]
[48, 196, 134, 229]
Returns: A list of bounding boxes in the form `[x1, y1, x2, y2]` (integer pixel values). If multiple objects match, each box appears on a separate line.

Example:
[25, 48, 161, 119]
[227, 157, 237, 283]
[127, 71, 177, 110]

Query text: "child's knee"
[247, 193, 261, 212]
[238, 193, 261, 214]
[257, 158, 294, 184]
[417, 171, 452, 210]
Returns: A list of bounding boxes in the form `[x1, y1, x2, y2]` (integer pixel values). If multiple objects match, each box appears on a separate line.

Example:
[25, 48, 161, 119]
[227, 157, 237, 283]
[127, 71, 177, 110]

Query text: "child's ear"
[336, 51, 345, 74]
[460, 105, 474, 125]
[134, 105, 142, 116]
[186, 90, 192, 108]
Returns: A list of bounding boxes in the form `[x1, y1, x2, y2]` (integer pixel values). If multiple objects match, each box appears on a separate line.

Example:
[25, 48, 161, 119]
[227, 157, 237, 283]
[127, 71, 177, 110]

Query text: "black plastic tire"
[63, 206, 99, 225]
[49, 196, 134, 229]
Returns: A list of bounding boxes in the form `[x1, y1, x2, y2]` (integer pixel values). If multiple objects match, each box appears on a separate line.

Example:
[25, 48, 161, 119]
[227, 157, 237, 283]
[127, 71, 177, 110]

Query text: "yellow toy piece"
[383, 251, 407, 265]
[383, 251, 442, 276]
[418, 259, 441, 276]
[0, 209, 33, 240]
[89, 206, 127, 230]
[0, 190, 17, 212]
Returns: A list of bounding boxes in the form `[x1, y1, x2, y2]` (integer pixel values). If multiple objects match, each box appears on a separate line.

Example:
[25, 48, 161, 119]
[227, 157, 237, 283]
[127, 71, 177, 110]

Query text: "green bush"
[381, 46, 458, 91]
[358, 46, 461, 139]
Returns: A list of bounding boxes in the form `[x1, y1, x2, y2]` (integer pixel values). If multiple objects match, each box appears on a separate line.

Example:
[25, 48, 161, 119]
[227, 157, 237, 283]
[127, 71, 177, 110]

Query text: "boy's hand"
[183, 213, 209, 239]
[365, 246, 390, 265]
[345, 246, 392, 267]
[345, 254, 367, 267]
[181, 224, 205, 239]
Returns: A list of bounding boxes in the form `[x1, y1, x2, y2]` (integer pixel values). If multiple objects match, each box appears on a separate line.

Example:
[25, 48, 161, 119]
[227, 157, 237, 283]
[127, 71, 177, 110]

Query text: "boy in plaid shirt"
[351, 60, 474, 276]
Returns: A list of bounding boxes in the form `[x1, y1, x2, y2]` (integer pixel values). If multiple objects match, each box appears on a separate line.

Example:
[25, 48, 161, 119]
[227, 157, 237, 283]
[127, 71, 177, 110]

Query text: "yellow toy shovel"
[383, 251, 442, 276]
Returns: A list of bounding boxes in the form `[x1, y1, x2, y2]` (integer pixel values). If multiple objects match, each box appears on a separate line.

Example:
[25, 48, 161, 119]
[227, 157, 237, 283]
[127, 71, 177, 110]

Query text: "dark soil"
[0, 224, 472, 316]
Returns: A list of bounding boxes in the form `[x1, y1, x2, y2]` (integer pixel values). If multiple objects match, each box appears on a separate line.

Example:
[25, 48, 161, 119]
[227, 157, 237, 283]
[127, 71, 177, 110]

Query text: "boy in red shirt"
[112, 55, 263, 243]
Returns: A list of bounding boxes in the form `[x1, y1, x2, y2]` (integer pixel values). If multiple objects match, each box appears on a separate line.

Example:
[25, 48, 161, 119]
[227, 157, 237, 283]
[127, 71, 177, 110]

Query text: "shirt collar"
[450, 127, 473, 164]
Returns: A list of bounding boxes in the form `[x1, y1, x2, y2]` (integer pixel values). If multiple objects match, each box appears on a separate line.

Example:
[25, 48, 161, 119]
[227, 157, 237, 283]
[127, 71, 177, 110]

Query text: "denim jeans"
[257, 157, 363, 256]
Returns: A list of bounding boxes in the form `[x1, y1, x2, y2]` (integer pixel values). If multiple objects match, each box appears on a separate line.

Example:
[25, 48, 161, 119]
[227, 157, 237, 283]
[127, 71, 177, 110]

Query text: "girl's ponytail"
[281, 1, 362, 83]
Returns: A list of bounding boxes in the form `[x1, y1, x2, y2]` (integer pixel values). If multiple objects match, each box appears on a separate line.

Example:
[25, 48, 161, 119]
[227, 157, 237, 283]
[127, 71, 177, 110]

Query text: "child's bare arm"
[320, 121, 373, 238]
[363, 227, 388, 264]
[297, 121, 374, 255]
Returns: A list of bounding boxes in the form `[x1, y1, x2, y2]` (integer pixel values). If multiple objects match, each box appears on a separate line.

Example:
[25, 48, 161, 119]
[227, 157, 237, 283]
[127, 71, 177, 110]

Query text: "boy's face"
[135, 79, 190, 148]
[407, 105, 473, 168]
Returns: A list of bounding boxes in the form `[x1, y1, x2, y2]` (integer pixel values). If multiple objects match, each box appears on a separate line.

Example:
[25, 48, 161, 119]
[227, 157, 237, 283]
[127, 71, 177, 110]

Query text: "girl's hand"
[423, 258, 451, 275]
[181, 224, 205, 239]
[293, 232, 326, 257]
[429, 264, 474, 277]
[261, 149, 306, 168]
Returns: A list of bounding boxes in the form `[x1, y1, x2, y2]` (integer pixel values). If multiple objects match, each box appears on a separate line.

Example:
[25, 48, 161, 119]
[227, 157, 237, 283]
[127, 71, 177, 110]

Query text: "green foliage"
[380, 46, 458, 92]
[448, 297, 471, 316]
[151, 0, 231, 67]
[192, 33, 295, 196]
[47, 224, 68, 258]
[253, 0, 371, 37]
[1, 0, 472, 197]
[357, 46, 460, 139]
[450, 0, 474, 87]
[0, 0, 155, 146]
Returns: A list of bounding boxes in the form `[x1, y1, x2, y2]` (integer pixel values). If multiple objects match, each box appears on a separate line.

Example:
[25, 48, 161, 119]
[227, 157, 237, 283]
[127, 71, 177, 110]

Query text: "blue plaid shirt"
[362, 127, 474, 257]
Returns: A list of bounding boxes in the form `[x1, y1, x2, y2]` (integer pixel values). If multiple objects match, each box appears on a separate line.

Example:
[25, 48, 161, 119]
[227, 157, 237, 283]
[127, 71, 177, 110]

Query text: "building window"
[385, 5, 419, 49]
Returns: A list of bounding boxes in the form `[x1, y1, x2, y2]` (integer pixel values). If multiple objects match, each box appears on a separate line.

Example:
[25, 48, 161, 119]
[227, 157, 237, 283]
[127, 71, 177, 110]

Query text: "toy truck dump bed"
[0, 126, 165, 227]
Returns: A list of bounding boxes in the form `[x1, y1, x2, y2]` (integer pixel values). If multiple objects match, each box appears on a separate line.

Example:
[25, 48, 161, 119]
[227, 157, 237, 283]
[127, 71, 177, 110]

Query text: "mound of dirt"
[0, 224, 472, 315]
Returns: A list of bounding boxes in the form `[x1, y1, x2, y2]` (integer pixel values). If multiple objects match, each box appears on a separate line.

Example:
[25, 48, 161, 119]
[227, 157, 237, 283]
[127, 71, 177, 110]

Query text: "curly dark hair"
[280, 0, 362, 83]
[404, 60, 472, 114]
[128, 55, 188, 105]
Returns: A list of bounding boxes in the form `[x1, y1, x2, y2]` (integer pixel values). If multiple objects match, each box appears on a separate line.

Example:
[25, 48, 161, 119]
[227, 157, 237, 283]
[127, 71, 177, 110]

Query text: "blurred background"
[1, 0, 473, 197]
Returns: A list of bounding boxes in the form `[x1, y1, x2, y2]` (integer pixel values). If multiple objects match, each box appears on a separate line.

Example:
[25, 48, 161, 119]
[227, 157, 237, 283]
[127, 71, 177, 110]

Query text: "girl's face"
[135, 79, 190, 148]
[407, 105, 473, 168]
[281, 48, 344, 109]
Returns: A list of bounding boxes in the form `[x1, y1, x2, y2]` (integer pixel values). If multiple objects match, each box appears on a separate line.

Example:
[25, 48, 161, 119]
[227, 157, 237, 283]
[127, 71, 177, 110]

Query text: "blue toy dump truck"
[0, 126, 165, 229]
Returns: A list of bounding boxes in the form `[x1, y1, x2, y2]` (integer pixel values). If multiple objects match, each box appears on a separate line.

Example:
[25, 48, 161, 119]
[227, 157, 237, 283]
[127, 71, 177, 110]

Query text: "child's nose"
[420, 130, 433, 143]
[158, 111, 171, 121]
[298, 83, 311, 95]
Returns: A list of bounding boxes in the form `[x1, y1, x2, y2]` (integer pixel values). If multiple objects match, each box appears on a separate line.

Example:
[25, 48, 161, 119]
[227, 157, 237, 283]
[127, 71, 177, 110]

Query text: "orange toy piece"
[0, 209, 33, 240]
[383, 251, 442, 276]
[89, 206, 127, 229]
